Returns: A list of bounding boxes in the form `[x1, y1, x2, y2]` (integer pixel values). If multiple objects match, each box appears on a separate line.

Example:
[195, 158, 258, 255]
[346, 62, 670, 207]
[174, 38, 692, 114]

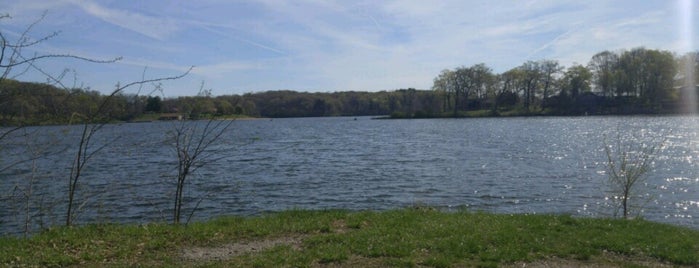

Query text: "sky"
[0, 0, 697, 97]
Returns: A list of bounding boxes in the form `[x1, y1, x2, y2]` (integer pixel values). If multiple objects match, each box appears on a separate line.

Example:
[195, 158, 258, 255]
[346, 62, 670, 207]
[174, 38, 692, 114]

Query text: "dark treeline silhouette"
[2, 47, 698, 125]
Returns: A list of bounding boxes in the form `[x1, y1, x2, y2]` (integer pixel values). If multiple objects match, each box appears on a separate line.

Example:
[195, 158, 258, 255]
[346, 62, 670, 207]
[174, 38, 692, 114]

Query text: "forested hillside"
[2, 47, 698, 125]
[0, 80, 437, 125]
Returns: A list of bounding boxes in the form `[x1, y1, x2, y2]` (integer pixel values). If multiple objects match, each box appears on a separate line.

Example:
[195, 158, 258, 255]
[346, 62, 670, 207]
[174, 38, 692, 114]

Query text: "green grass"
[2, 208, 698, 267]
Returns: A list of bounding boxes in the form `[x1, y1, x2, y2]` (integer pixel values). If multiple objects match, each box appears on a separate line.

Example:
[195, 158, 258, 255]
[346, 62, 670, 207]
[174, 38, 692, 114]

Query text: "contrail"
[199, 23, 287, 55]
[525, 29, 572, 59]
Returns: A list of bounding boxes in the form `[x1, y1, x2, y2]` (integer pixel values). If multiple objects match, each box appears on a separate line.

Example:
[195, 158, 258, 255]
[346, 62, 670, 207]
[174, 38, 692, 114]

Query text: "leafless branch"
[1, 54, 122, 69]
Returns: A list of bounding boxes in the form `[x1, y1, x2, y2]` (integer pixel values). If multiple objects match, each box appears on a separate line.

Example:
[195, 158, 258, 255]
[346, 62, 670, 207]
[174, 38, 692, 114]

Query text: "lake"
[1, 116, 699, 235]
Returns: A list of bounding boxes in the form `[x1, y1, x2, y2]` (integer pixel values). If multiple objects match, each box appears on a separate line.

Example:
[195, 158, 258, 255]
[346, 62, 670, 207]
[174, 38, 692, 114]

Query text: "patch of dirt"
[331, 219, 349, 234]
[181, 219, 366, 263]
[311, 255, 388, 268]
[329, 219, 369, 234]
[181, 235, 306, 262]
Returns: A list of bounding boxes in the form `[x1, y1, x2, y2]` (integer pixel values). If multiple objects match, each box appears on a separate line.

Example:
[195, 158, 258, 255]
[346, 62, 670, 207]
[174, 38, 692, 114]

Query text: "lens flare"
[679, 0, 696, 114]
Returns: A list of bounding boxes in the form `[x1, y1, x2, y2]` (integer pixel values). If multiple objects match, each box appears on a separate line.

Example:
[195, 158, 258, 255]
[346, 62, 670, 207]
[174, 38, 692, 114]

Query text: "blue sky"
[1, 0, 697, 96]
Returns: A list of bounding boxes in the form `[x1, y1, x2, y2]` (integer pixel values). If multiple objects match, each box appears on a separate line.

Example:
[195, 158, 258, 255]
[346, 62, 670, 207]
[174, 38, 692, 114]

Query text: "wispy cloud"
[68, 0, 179, 40]
[253, 0, 385, 51]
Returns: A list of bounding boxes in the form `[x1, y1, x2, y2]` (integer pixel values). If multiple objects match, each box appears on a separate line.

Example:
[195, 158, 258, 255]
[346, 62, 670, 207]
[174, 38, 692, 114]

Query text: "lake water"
[2, 116, 699, 235]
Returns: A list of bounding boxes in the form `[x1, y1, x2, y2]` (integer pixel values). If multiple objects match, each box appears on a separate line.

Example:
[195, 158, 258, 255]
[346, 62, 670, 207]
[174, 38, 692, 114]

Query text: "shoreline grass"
[2, 208, 698, 267]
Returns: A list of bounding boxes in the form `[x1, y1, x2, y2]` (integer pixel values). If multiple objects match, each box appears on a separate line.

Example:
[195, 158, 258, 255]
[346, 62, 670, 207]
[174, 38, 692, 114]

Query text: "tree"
[493, 68, 521, 111]
[538, 60, 562, 111]
[588, 51, 619, 97]
[548, 64, 593, 114]
[561, 64, 592, 100]
[430, 64, 494, 116]
[214, 98, 234, 116]
[612, 48, 677, 112]
[170, 119, 233, 224]
[452, 66, 469, 115]
[638, 49, 676, 109]
[145, 96, 162, 113]
[0, 12, 116, 228]
[604, 133, 661, 219]
[0, 12, 195, 227]
[519, 61, 542, 112]
[467, 63, 495, 105]
[432, 69, 455, 114]
[65, 71, 190, 226]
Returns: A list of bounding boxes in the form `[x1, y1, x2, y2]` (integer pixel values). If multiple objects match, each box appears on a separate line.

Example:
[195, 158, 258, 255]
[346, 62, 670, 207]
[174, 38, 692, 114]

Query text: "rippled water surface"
[2, 116, 699, 234]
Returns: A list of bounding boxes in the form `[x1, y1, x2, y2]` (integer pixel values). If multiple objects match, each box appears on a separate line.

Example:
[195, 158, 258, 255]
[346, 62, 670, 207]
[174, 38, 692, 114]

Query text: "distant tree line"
[161, 89, 442, 118]
[2, 47, 698, 125]
[0, 80, 441, 125]
[431, 48, 699, 117]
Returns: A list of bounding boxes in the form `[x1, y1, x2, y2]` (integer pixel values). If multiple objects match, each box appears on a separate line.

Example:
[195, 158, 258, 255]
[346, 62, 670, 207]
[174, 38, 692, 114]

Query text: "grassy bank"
[2, 208, 698, 267]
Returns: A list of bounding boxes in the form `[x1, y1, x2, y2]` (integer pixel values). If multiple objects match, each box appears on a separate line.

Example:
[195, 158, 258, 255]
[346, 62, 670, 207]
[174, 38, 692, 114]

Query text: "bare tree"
[168, 85, 234, 224]
[0, 12, 193, 228]
[169, 119, 233, 224]
[604, 133, 661, 219]
[0, 13, 117, 231]
[65, 70, 191, 226]
[2, 127, 66, 236]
